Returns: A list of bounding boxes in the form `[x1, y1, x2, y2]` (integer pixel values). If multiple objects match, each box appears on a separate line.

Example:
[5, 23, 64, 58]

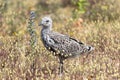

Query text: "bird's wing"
[47, 31, 86, 58]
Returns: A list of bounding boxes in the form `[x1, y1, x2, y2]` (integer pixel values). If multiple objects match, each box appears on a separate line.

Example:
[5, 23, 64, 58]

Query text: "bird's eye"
[46, 20, 49, 22]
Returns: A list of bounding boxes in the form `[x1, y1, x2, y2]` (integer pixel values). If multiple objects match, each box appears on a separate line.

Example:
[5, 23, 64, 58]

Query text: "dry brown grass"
[0, 0, 120, 80]
[0, 21, 120, 80]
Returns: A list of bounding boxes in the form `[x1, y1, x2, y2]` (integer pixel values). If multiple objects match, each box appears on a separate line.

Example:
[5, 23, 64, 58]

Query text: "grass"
[0, 0, 120, 80]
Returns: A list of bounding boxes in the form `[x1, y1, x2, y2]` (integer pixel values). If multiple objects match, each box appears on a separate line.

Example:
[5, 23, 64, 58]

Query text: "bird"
[39, 16, 94, 75]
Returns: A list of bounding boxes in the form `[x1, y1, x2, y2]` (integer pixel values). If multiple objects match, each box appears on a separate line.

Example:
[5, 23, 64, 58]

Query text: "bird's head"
[39, 16, 52, 29]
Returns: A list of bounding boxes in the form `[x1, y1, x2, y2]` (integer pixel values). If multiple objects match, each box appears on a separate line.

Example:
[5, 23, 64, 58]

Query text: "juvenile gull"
[39, 16, 94, 75]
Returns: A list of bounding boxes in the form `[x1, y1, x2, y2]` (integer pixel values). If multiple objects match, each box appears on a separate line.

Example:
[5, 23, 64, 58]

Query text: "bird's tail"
[84, 45, 94, 53]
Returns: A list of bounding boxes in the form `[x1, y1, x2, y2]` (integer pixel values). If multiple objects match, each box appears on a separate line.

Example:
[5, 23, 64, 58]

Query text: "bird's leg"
[59, 57, 63, 76]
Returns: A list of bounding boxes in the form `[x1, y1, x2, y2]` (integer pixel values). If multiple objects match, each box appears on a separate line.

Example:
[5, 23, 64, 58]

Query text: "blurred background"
[0, 0, 120, 80]
[0, 0, 120, 36]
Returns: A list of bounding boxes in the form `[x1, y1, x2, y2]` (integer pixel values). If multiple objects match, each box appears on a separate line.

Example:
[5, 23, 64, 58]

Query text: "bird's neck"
[41, 26, 52, 36]
[41, 27, 52, 43]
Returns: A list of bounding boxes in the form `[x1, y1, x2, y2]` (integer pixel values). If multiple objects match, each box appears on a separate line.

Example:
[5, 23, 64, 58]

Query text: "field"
[0, 0, 120, 80]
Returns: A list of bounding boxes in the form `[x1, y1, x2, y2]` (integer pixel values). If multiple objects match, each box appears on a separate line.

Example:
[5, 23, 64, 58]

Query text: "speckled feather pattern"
[40, 17, 94, 59]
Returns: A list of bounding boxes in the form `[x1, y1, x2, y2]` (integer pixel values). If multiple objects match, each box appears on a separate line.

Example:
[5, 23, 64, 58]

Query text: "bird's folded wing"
[48, 32, 85, 55]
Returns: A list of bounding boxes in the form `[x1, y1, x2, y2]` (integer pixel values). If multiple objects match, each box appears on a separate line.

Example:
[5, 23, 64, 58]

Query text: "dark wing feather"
[70, 37, 84, 45]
